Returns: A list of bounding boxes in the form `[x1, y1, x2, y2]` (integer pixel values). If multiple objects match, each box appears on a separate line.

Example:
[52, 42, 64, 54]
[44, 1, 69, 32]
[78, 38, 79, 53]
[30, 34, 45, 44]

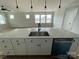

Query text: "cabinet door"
[25, 38, 53, 55]
[0, 39, 13, 49]
[25, 39, 41, 55]
[39, 39, 53, 55]
[11, 39, 26, 55]
[69, 38, 79, 55]
[0, 50, 15, 55]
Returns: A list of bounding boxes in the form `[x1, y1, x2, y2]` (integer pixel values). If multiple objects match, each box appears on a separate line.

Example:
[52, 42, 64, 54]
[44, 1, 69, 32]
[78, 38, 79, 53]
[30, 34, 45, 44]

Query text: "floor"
[3, 56, 52, 59]
[2, 56, 75, 59]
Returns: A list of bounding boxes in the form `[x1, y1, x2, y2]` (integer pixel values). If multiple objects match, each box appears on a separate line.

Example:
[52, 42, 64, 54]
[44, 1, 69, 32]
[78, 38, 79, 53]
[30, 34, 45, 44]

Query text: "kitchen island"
[0, 28, 79, 55]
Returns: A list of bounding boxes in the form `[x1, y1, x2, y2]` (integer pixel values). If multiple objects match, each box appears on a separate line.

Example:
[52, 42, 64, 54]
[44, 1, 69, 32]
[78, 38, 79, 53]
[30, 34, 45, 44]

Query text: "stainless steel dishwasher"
[52, 38, 74, 58]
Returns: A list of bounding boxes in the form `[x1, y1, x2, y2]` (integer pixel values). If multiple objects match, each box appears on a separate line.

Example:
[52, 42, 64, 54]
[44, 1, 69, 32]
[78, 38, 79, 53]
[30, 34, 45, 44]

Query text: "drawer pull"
[37, 44, 41, 47]
[4, 46, 7, 48]
[45, 40, 47, 42]
[31, 40, 33, 43]
[2, 40, 5, 43]
[17, 43, 20, 45]
[16, 40, 19, 42]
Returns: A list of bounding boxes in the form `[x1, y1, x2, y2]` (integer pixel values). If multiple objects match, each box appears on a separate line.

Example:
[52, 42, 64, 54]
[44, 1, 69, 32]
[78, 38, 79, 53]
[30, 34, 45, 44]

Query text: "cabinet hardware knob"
[31, 40, 33, 42]
[2, 40, 4, 42]
[16, 40, 19, 42]
[37, 44, 41, 47]
[17, 43, 20, 45]
[45, 40, 47, 42]
[4, 46, 7, 48]
[69, 23, 71, 24]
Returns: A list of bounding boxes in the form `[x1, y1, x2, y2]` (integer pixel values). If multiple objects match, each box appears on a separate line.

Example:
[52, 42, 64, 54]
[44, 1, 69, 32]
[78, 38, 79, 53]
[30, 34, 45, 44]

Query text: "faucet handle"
[38, 23, 41, 27]
[38, 28, 41, 32]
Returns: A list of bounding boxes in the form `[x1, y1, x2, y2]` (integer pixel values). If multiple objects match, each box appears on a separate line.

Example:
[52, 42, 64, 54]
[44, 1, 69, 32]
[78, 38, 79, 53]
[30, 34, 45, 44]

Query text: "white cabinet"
[0, 38, 53, 55]
[0, 39, 13, 50]
[25, 38, 53, 55]
[68, 38, 79, 56]
[11, 39, 27, 55]
[40, 39, 53, 55]
[63, 8, 78, 31]
[0, 39, 14, 55]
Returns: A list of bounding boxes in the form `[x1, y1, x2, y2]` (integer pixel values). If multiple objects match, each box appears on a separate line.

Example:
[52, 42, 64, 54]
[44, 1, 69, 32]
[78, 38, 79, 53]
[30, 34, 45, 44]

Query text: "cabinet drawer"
[25, 39, 40, 47]
[11, 39, 27, 55]
[14, 50, 27, 55]
[11, 39, 26, 49]
[26, 39, 53, 47]
[0, 39, 13, 49]
[26, 39, 41, 44]
[27, 44, 51, 55]
[27, 45, 41, 55]
[1, 50, 15, 55]
[26, 38, 53, 45]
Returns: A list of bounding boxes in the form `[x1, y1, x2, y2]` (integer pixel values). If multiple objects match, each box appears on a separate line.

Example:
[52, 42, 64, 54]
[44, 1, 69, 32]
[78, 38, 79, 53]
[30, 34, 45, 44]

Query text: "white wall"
[7, 12, 54, 28]
[62, 5, 79, 34]
[71, 8, 79, 34]
[63, 7, 78, 31]
[70, 0, 79, 34]
[5, 10, 65, 28]
[53, 8, 65, 28]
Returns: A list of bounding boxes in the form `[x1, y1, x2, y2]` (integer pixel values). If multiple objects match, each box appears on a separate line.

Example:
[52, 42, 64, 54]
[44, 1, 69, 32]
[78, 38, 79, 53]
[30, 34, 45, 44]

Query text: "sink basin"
[29, 31, 50, 36]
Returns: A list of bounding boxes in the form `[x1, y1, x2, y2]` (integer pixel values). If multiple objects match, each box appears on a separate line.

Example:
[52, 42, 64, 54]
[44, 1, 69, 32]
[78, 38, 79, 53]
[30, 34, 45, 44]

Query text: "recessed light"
[26, 15, 30, 19]
[10, 15, 14, 19]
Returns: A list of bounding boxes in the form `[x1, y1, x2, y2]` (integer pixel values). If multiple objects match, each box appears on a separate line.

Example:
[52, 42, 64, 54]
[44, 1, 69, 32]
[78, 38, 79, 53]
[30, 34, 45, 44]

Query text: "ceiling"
[0, 0, 76, 12]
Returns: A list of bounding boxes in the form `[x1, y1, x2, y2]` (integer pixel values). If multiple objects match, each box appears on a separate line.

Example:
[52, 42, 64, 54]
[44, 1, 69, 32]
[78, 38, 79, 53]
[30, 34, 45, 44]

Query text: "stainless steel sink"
[29, 31, 49, 36]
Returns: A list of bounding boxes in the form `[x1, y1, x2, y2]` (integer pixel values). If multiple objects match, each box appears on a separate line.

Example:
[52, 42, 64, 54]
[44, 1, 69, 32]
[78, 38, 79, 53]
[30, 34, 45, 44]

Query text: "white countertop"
[0, 28, 79, 38]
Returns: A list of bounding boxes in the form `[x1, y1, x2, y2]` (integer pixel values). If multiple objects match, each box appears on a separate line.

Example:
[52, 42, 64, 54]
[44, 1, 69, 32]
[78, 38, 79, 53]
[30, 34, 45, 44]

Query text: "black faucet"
[38, 23, 41, 32]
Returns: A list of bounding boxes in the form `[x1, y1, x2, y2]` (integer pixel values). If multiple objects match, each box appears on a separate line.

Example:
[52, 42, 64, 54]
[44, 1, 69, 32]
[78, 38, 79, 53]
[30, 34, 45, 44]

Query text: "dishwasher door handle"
[55, 40, 75, 43]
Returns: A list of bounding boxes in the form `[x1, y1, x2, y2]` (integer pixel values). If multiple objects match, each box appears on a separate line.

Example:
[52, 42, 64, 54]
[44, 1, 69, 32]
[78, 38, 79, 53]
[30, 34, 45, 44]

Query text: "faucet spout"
[38, 23, 41, 32]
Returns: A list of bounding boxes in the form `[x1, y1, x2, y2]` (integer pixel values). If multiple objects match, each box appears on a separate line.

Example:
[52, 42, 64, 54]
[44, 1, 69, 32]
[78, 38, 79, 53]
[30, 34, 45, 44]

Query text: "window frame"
[0, 15, 6, 24]
[35, 13, 52, 24]
[25, 14, 30, 19]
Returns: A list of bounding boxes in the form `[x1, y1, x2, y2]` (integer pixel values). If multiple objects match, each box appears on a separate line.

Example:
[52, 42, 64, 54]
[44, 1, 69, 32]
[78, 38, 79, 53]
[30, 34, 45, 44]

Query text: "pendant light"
[45, 0, 47, 9]
[59, 0, 61, 8]
[44, 0, 47, 23]
[15, 0, 19, 9]
[30, 0, 33, 9]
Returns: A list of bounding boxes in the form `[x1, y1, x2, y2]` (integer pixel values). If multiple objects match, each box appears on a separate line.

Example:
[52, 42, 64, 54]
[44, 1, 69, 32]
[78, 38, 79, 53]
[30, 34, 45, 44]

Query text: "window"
[35, 14, 52, 23]
[35, 15, 40, 23]
[41, 15, 45, 23]
[46, 14, 52, 23]
[26, 14, 30, 19]
[10, 15, 14, 19]
[0, 15, 6, 24]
